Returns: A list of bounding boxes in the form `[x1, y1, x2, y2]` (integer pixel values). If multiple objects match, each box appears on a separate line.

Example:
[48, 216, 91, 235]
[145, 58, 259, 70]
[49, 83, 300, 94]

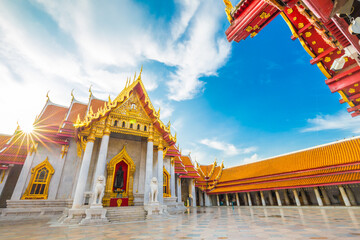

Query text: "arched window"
[122, 121, 126, 128]
[22, 158, 54, 200]
[163, 167, 170, 197]
[114, 120, 118, 127]
[144, 126, 147, 131]
[137, 124, 140, 130]
[130, 123, 133, 129]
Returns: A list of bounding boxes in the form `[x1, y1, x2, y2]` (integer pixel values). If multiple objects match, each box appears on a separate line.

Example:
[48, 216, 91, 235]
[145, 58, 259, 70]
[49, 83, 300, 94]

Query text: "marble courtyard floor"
[1, 206, 360, 239]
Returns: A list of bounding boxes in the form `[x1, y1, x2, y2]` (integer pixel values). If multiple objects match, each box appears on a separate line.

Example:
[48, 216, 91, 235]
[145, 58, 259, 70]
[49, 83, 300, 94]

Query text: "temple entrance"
[103, 146, 136, 207]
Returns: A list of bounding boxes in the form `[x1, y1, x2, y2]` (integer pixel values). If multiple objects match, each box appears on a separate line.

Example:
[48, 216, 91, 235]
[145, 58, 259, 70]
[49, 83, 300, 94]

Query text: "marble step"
[105, 206, 146, 222]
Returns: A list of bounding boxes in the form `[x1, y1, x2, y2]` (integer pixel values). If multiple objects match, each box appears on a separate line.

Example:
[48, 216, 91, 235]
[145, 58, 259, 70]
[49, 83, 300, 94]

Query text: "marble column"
[339, 185, 351, 206]
[92, 121, 111, 193]
[170, 157, 176, 198]
[191, 179, 197, 206]
[204, 193, 212, 206]
[11, 143, 37, 200]
[216, 194, 220, 206]
[236, 193, 240, 206]
[225, 194, 229, 206]
[345, 186, 357, 206]
[275, 190, 282, 206]
[292, 189, 301, 206]
[177, 176, 182, 203]
[268, 191, 274, 206]
[72, 129, 96, 209]
[320, 187, 331, 206]
[283, 190, 290, 206]
[157, 141, 164, 204]
[300, 189, 309, 205]
[260, 191, 266, 206]
[243, 193, 249, 206]
[247, 192, 252, 206]
[144, 128, 154, 205]
[255, 192, 260, 205]
[314, 187, 323, 206]
[198, 191, 204, 206]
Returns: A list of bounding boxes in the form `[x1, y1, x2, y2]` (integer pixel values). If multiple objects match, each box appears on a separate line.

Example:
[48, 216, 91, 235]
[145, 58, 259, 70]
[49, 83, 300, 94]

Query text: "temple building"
[0, 71, 200, 223]
[196, 137, 360, 207]
[223, 0, 360, 117]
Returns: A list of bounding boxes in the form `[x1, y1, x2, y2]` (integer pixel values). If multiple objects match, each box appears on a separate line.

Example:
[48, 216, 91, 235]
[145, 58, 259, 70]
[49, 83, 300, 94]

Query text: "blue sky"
[1, 0, 360, 167]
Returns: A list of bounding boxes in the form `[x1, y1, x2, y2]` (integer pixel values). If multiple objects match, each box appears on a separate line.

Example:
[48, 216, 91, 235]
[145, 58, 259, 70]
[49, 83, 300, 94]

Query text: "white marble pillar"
[236, 193, 240, 206]
[11, 144, 37, 200]
[314, 187, 323, 206]
[345, 186, 357, 206]
[339, 185, 351, 206]
[300, 189, 309, 205]
[225, 194, 229, 206]
[199, 191, 204, 206]
[275, 190, 282, 206]
[144, 134, 154, 205]
[260, 191, 266, 206]
[268, 191, 274, 206]
[283, 190, 290, 205]
[177, 176, 182, 203]
[216, 194, 220, 206]
[48, 145, 69, 200]
[292, 189, 301, 206]
[320, 188, 331, 206]
[92, 132, 110, 191]
[170, 157, 176, 198]
[247, 192, 252, 206]
[157, 141, 164, 204]
[243, 193, 248, 206]
[191, 179, 196, 206]
[72, 130, 96, 209]
[204, 193, 212, 207]
[255, 192, 261, 205]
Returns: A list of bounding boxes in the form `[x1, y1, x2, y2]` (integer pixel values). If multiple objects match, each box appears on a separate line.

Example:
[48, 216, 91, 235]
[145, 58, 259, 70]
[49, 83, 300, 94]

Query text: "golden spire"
[138, 65, 143, 80]
[71, 89, 75, 101]
[133, 72, 137, 83]
[108, 94, 112, 103]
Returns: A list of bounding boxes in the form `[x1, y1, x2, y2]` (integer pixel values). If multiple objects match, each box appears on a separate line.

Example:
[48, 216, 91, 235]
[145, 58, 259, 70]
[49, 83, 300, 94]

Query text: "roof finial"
[108, 94, 112, 103]
[71, 89, 75, 101]
[46, 90, 50, 101]
[138, 65, 143, 80]
[89, 85, 93, 98]
[133, 72, 137, 83]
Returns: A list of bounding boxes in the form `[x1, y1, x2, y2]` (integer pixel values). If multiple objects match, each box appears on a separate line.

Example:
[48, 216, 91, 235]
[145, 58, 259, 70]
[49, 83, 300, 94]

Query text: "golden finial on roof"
[89, 106, 94, 116]
[224, 0, 234, 23]
[157, 107, 160, 117]
[133, 72, 137, 82]
[16, 121, 20, 131]
[71, 89, 75, 101]
[89, 85, 93, 98]
[46, 90, 50, 101]
[125, 78, 129, 88]
[108, 94, 112, 103]
[138, 65, 143, 79]
[76, 114, 81, 125]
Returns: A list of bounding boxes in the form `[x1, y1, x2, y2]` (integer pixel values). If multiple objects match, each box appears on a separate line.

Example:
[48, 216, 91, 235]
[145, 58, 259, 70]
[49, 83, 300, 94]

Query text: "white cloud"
[242, 153, 261, 164]
[153, 99, 174, 121]
[200, 138, 257, 156]
[301, 111, 360, 134]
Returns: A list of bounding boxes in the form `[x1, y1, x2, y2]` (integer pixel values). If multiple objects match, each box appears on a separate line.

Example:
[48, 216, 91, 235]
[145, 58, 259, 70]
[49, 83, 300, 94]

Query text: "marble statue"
[92, 175, 105, 205]
[113, 166, 124, 189]
[149, 177, 158, 203]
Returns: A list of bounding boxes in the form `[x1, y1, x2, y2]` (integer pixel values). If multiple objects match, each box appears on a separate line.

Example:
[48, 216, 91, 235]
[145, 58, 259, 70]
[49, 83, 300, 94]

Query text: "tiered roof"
[196, 160, 224, 192]
[0, 128, 29, 166]
[208, 137, 360, 194]
[224, 0, 360, 117]
[180, 155, 200, 178]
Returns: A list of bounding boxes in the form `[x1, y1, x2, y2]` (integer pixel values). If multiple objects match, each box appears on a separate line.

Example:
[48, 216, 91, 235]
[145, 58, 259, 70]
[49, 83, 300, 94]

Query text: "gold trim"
[163, 167, 171, 198]
[103, 146, 136, 206]
[339, 90, 355, 107]
[316, 62, 332, 78]
[22, 157, 54, 200]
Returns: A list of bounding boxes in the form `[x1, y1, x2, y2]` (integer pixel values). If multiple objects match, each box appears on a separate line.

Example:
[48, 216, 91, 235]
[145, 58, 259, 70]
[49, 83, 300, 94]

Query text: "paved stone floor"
[1, 206, 360, 239]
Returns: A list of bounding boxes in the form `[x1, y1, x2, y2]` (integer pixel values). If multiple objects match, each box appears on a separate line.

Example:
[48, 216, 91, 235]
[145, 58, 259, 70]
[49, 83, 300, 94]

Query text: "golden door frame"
[103, 146, 136, 206]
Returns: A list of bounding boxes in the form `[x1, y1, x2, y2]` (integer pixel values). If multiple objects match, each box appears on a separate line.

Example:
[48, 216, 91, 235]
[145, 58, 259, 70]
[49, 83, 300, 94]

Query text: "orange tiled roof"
[0, 130, 28, 165]
[209, 137, 360, 194]
[36, 103, 68, 127]
[0, 134, 11, 149]
[67, 102, 87, 123]
[180, 155, 200, 178]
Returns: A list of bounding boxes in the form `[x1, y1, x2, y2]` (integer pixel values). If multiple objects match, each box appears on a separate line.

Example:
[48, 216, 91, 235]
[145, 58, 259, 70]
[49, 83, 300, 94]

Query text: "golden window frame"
[163, 167, 171, 197]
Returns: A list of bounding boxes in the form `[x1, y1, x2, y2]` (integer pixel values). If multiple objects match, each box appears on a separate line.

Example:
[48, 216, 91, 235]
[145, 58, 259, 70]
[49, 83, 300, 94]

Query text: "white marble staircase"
[105, 206, 147, 222]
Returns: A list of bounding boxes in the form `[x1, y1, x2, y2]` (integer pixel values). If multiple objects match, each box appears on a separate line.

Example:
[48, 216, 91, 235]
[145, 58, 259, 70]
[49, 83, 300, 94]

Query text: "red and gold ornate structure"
[224, 0, 360, 117]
